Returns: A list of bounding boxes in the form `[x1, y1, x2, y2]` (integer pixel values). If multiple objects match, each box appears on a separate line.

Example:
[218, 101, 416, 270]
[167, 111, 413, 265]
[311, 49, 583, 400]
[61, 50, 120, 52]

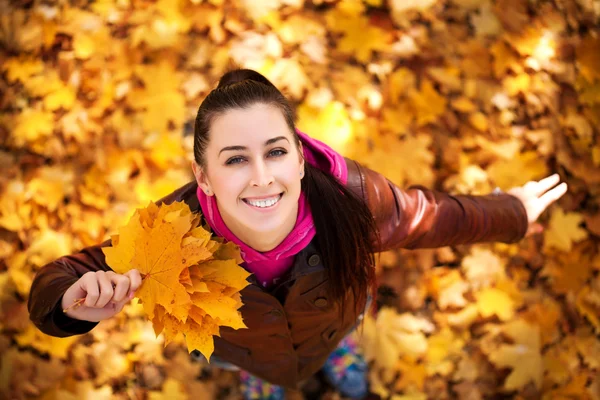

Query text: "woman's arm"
[345, 158, 559, 252]
[28, 180, 201, 338]
[27, 240, 113, 337]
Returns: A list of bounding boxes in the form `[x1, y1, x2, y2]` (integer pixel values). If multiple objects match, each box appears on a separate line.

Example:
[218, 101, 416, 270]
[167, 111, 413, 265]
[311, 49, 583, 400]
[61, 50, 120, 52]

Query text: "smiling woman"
[28, 68, 567, 400]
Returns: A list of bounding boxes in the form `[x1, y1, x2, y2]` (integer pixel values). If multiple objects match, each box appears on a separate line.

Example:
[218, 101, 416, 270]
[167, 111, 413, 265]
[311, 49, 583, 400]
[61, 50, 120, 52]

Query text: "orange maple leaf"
[103, 201, 213, 320]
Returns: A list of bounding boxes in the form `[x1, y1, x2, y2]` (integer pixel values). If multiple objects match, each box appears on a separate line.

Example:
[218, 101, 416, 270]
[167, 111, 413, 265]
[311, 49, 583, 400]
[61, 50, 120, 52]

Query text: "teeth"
[246, 195, 280, 208]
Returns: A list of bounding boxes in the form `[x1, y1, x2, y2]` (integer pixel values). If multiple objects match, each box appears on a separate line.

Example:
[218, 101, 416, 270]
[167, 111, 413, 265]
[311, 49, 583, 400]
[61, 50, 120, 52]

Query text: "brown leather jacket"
[27, 158, 528, 389]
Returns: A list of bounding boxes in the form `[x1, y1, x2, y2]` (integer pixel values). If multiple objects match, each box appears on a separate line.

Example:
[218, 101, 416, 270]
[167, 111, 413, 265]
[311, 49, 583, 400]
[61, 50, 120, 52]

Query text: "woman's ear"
[298, 142, 305, 175]
[191, 161, 214, 196]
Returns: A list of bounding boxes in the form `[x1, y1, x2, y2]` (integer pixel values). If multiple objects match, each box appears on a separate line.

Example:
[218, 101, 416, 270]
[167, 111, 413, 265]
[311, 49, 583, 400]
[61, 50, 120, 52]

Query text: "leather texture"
[28, 158, 528, 389]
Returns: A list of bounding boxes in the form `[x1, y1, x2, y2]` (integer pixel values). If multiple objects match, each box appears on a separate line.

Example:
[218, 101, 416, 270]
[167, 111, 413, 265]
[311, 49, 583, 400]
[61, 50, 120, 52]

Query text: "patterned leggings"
[238, 331, 367, 399]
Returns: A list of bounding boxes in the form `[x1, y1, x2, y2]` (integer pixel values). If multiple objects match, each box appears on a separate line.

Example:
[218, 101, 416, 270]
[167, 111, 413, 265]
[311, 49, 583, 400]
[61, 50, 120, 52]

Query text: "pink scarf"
[196, 128, 348, 287]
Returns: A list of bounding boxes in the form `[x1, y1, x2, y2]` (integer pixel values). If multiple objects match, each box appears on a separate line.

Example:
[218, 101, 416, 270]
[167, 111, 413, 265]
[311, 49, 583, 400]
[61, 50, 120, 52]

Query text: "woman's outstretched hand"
[506, 173, 568, 237]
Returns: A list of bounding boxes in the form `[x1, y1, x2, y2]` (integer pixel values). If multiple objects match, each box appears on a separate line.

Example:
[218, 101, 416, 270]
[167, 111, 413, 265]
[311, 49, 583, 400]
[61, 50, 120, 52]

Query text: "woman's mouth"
[242, 193, 283, 209]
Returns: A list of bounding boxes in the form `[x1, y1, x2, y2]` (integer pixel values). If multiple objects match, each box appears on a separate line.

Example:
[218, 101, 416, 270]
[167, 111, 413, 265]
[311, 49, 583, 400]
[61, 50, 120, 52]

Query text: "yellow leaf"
[190, 292, 247, 330]
[425, 327, 466, 376]
[490, 40, 522, 77]
[380, 102, 413, 136]
[128, 61, 185, 132]
[387, 68, 416, 104]
[11, 109, 54, 146]
[487, 151, 547, 189]
[461, 247, 506, 289]
[103, 201, 213, 319]
[190, 260, 251, 291]
[2, 56, 44, 83]
[184, 315, 220, 359]
[488, 319, 542, 390]
[14, 323, 79, 359]
[335, 14, 390, 63]
[44, 84, 76, 111]
[73, 33, 95, 59]
[543, 208, 588, 252]
[297, 101, 353, 155]
[451, 97, 477, 113]
[503, 73, 531, 96]
[541, 246, 594, 294]
[576, 285, 600, 333]
[408, 79, 447, 126]
[475, 287, 514, 321]
[359, 308, 434, 373]
[394, 358, 426, 391]
[148, 378, 187, 400]
[358, 133, 435, 188]
[468, 112, 488, 132]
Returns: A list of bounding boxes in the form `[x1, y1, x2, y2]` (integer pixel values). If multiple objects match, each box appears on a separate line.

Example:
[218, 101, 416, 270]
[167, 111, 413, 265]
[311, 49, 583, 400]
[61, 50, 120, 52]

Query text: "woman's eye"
[225, 157, 245, 165]
[269, 149, 287, 157]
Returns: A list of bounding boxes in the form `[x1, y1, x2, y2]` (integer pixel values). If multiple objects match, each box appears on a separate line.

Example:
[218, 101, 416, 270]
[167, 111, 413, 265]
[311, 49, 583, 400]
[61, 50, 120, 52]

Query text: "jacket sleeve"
[27, 239, 113, 337]
[27, 181, 200, 338]
[344, 158, 529, 252]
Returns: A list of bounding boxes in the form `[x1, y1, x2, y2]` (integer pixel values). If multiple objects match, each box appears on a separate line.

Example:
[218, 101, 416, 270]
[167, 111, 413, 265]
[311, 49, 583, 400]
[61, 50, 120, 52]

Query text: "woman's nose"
[250, 161, 274, 187]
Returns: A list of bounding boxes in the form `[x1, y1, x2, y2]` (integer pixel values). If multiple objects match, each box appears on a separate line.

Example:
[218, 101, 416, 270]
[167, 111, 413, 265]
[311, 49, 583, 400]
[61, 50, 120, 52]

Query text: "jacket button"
[314, 297, 328, 307]
[308, 254, 320, 266]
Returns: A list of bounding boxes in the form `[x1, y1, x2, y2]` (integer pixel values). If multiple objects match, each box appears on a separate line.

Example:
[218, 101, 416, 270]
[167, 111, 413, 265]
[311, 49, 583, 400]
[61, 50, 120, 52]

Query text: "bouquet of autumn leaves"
[101, 200, 251, 361]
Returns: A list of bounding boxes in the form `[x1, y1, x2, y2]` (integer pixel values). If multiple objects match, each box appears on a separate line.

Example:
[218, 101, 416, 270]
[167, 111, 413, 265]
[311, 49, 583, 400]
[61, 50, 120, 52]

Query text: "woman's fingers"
[110, 273, 131, 302]
[538, 182, 568, 210]
[527, 174, 561, 196]
[81, 272, 100, 308]
[95, 271, 115, 308]
[124, 269, 143, 297]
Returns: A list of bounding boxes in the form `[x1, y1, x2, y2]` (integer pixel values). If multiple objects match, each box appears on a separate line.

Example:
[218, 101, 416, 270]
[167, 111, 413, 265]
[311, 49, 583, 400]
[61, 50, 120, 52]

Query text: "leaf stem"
[62, 297, 85, 313]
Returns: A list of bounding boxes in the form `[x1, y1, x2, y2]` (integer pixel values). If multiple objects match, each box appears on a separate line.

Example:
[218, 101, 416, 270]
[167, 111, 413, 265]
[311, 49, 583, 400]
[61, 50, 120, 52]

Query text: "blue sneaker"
[321, 333, 369, 399]
[239, 370, 286, 400]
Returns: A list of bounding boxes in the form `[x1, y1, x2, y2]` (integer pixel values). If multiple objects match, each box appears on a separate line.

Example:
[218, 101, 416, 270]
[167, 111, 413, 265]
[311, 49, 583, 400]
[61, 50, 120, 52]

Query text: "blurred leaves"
[0, 0, 599, 399]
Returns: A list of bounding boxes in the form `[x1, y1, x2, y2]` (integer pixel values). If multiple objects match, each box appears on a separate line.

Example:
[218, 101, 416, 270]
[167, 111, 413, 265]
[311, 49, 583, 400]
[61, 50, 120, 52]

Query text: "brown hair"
[193, 69, 379, 316]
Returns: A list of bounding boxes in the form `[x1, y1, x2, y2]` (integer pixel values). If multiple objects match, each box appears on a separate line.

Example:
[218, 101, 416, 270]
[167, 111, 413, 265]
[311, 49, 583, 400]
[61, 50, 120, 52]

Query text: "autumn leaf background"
[0, 0, 599, 398]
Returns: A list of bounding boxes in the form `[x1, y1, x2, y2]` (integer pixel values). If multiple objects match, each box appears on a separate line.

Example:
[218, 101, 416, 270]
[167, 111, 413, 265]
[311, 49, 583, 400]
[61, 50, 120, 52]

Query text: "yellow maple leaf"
[475, 287, 514, 321]
[357, 133, 435, 187]
[408, 79, 447, 127]
[576, 285, 600, 333]
[335, 14, 391, 63]
[128, 61, 185, 133]
[148, 378, 188, 400]
[461, 247, 506, 289]
[427, 269, 468, 310]
[296, 101, 353, 155]
[394, 358, 426, 392]
[425, 327, 466, 377]
[487, 151, 547, 189]
[44, 83, 76, 111]
[543, 208, 588, 252]
[2, 56, 44, 83]
[541, 245, 593, 294]
[380, 102, 413, 136]
[103, 201, 249, 360]
[191, 260, 251, 291]
[360, 308, 434, 373]
[14, 323, 79, 360]
[103, 201, 213, 319]
[11, 109, 54, 146]
[488, 319, 543, 390]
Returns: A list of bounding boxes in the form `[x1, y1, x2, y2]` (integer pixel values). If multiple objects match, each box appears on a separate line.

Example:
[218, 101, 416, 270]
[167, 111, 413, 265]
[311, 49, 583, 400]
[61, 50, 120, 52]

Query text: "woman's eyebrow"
[219, 136, 290, 156]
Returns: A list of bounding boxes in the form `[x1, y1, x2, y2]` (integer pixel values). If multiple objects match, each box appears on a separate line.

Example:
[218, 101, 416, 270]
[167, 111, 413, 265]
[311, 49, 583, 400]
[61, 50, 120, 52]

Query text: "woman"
[28, 69, 567, 399]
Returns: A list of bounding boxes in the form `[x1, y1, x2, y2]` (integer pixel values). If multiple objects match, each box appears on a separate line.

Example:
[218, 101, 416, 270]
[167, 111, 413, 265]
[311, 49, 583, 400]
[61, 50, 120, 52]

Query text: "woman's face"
[193, 103, 304, 239]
